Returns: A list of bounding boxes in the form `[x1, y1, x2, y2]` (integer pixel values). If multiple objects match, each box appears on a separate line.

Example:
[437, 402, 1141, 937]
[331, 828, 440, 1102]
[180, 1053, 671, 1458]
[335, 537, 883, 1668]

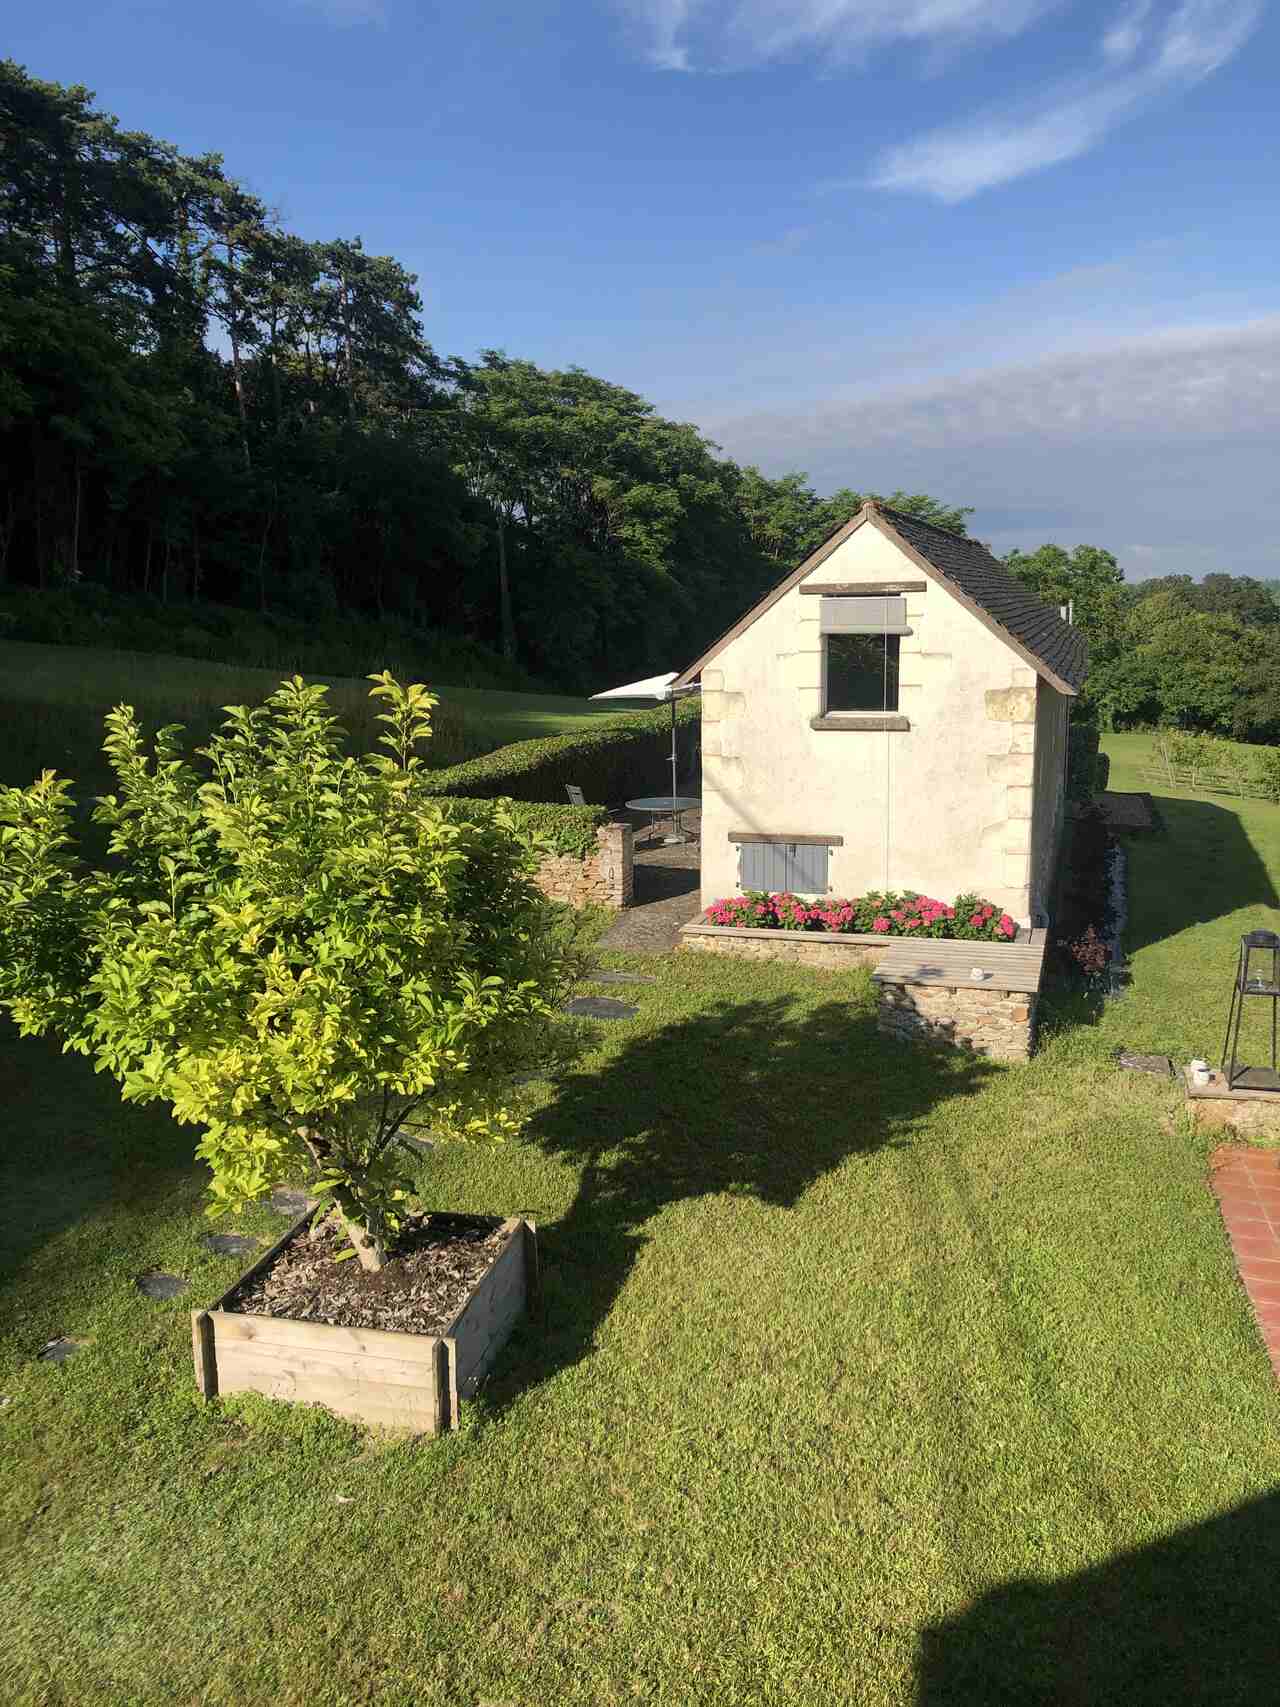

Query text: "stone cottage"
[672, 500, 1088, 926]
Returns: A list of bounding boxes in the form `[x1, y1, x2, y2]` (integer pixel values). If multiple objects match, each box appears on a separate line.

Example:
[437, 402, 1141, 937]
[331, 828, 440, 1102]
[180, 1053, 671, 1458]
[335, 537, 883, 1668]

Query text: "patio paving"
[598, 806, 702, 955]
[1209, 1143, 1280, 1382]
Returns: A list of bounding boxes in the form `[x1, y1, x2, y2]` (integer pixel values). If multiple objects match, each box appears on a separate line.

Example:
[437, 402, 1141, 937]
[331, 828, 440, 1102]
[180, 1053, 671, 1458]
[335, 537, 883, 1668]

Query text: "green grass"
[0, 639, 633, 792]
[1097, 731, 1280, 1060]
[3, 737, 1280, 1703]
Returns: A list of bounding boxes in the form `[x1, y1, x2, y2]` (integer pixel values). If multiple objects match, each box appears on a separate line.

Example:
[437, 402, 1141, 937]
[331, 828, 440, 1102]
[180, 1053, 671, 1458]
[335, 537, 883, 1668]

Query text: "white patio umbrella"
[589, 670, 700, 803]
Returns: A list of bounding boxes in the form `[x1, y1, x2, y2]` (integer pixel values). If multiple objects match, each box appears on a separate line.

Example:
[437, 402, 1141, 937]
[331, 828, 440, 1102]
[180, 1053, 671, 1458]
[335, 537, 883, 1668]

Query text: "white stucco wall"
[1029, 678, 1070, 920]
[699, 522, 1061, 924]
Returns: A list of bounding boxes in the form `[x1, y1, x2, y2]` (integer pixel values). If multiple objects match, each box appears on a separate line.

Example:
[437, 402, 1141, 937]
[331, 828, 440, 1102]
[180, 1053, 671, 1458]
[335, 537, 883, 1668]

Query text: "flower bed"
[703, 891, 1017, 942]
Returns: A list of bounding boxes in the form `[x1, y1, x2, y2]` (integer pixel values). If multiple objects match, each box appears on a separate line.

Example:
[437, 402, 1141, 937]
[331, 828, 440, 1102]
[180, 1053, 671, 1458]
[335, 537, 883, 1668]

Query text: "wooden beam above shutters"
[800, 581, 926, 595]
[729, 831, 844, 846]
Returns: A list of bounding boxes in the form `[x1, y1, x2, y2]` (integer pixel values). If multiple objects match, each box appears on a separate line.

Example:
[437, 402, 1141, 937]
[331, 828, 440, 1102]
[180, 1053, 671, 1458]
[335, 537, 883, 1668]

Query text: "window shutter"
[739, 842, 830, 893]
[820, 596, 908, 634]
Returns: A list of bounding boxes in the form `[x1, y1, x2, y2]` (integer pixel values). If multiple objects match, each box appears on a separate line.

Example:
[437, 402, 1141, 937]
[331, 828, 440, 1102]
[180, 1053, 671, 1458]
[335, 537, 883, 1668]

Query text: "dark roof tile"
[876, 504, 1088, 693]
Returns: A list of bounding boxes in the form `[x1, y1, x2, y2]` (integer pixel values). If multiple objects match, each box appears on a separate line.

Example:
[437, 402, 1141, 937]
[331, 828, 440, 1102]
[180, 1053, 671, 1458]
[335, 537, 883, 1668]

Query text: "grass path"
[2, 741, 1280, 1702]
[0, 638, 632, 790]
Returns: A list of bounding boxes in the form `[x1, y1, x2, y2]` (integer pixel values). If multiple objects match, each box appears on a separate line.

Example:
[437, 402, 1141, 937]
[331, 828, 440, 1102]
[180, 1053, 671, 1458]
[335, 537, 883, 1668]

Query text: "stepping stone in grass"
[269, 1187, 316, 1217]
[135, 1271, 188, 1301]
[1115, 1052, 1174, 1077]
[400, 1134, 434, 1153]
[563, 996, 639, 1020]
[39, 1337, 85, 1365]
[203, 1233, 261, 1258]
[589, 971, 658, 986]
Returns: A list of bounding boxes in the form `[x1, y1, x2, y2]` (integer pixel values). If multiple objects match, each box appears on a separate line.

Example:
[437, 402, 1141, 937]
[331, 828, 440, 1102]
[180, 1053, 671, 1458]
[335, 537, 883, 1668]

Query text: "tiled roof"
[672, 500, 1088, 694]
[876, 504, 1088, 694]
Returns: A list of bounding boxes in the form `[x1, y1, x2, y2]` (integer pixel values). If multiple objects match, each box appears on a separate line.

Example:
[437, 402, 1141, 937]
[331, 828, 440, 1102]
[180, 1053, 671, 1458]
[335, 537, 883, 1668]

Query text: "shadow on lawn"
[0, 1022, 200, 1322]
[1120, 794, 1278, 957]
[918, 1489, 1280, 1704]
[486, 990, 999, 1412]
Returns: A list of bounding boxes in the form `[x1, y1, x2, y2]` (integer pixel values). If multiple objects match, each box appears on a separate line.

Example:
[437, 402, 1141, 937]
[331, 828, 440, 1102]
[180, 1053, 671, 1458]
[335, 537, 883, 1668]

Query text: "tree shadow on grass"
[481, 989, 1000, 1414]
[918, 1489, 1280, 1705]
[0, 1021, 203, 1330]
[1119, 795, 1279, 957]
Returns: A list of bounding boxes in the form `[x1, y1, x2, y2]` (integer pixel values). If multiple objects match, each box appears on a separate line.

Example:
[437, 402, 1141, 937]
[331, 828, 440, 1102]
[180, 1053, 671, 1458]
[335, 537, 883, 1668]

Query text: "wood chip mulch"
[228, 1212, 506, 1335]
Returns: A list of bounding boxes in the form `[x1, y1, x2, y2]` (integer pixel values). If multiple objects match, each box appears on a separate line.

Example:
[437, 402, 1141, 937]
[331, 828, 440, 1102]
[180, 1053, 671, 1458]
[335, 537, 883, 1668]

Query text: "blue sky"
[11, 0, 1280, 576]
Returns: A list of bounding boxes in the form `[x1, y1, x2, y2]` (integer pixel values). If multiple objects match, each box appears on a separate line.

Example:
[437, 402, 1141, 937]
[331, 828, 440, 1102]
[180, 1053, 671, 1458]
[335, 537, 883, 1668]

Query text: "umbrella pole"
[670, 693, 678, 802]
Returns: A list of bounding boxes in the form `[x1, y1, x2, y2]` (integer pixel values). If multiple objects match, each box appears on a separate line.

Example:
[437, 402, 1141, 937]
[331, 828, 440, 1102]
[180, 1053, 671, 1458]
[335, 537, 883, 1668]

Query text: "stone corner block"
[985, 686, 1037, 724]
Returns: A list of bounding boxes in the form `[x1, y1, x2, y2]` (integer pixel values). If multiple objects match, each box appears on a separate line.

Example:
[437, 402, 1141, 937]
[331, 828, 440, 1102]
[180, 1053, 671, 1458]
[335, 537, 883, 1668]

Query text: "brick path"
[1209, 1144, 1280, 1381]
[598, 807, 702, 955]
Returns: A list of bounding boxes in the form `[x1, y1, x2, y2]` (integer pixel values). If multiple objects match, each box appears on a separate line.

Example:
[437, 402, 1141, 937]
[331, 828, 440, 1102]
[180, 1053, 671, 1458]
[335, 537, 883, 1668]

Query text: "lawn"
[0, 639, 633, 792]
[2, 735, 1279, 1704]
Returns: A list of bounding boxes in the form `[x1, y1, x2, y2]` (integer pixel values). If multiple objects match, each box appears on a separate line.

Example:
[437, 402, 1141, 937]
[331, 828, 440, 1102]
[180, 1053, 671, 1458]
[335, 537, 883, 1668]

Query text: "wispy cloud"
[868, 0, 1262, 200]
[702, 316, 1280, 576]
[617, 0, 1057, 72]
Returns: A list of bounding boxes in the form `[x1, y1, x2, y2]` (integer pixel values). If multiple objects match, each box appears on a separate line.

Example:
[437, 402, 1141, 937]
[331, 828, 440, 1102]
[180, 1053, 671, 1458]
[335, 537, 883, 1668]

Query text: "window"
[825, 632, 900, 713]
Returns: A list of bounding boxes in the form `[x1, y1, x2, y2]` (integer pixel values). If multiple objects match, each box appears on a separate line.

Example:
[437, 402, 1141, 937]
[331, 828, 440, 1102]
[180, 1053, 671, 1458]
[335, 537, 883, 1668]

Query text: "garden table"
[626, 795, 700, 846]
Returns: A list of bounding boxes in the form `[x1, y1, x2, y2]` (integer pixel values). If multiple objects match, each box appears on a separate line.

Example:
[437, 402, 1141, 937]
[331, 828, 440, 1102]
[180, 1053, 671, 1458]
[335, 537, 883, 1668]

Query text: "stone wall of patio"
[534, 821, 634, 910]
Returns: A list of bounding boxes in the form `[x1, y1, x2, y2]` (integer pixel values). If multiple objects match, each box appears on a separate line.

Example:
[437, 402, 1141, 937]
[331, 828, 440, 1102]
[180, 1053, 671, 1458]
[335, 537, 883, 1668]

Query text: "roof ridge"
[872, 501, 981, 547]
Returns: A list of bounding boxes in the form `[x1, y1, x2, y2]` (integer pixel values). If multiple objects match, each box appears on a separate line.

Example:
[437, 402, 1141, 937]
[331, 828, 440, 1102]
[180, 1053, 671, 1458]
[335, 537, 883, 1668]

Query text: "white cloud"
[869, 0, 1262, 200]
[700, 316, 1280, 576]
[1102, 0, 1154, 62]
[715, 316, 1280, 453]
[617, 0, 1058, 71]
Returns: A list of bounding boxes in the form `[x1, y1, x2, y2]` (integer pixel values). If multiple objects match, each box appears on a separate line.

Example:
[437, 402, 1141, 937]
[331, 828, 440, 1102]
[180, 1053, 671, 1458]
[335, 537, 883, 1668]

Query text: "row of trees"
[0, 61, 966, 690]
[1004, 545, 1280, 744]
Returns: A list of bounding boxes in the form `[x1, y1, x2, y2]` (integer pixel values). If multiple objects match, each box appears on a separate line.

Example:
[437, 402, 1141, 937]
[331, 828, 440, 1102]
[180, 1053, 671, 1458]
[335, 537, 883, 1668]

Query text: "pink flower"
[969, 913, 983, 927]
[872, 916, 891, 933]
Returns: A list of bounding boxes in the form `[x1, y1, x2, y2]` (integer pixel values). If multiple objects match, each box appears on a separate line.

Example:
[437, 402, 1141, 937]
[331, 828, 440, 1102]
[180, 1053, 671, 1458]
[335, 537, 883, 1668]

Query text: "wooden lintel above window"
[728, 831, 844, 846]
[810, 715, 910, 732]
[800, 581, 927, 595]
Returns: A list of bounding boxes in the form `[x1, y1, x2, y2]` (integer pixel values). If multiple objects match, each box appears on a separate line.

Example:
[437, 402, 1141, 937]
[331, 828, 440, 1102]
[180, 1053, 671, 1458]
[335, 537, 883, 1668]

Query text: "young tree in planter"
[0, 674, 570, 1270]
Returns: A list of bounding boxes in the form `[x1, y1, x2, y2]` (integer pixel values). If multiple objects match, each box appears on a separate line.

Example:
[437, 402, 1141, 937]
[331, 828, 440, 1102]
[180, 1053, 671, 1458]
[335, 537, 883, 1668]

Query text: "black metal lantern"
[1221, 930, 1280, 1092]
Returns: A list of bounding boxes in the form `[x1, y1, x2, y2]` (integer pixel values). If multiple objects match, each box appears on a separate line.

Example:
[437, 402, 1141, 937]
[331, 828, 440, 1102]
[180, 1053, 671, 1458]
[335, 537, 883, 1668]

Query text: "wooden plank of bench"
[872, 939, 1047, 994]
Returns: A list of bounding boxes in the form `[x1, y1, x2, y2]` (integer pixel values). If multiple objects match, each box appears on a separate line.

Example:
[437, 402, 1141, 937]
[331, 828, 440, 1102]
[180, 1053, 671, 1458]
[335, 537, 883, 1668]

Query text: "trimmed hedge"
[437, 797, 608, 859]
[503, 801, 609, 859]
[1067, 709, 1106, 800]
[426, 699, 700, 807]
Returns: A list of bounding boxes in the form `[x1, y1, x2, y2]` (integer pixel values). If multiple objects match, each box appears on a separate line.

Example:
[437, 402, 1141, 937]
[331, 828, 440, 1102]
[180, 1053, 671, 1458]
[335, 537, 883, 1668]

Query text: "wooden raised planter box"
[192, 1213, 537, 1433]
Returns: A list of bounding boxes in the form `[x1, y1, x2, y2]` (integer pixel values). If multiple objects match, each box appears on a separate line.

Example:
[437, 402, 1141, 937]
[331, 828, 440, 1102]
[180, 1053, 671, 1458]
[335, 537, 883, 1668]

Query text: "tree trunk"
[497, 509, 515, 661]
[71, 455, 82, 583]
[0, 489, 14, 582]
[297, 1131, 389, 1272]
[226, 242, 252, 472]
[256, 504, 272, 611]
[333, 1191, 389, 1272]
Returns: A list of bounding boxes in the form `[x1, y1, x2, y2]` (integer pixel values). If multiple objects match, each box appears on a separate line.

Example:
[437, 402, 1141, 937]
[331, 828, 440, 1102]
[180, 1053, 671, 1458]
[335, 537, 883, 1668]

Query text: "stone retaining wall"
[877, 982, 1036, 1062]
[680, 923, 889, 970]
[534, 821, 633, 910]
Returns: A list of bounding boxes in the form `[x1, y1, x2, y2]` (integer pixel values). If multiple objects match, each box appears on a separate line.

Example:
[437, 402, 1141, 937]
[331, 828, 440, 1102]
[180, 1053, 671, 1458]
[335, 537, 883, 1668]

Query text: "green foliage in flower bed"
[704, 891, 1018, 940]
[426, 699, 700, 808]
